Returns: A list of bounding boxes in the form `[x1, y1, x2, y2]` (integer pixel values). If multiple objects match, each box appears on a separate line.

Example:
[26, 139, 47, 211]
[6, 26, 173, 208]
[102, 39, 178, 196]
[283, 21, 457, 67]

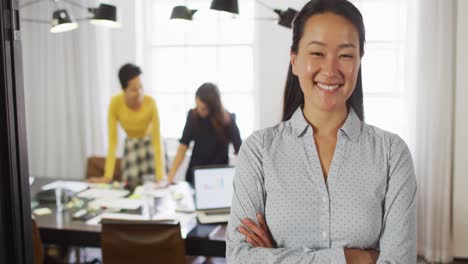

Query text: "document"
[132, 185, 169, 198]
[86, 212, 149, 225]
[86, 211, 197, 238]
[88, 198, 143, 210]
[41, 181, 88, 193]
[77, 188, 129, 199]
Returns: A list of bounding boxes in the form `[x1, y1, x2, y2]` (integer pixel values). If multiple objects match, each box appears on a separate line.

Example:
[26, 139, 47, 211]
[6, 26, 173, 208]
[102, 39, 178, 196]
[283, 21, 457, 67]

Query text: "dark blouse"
[179, 110, 242, 184]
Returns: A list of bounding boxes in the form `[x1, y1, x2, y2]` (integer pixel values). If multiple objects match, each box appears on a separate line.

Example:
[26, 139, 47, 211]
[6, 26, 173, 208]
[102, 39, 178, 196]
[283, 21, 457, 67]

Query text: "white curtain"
[21, 0, 116, 179]
[404, 0, 456, 262]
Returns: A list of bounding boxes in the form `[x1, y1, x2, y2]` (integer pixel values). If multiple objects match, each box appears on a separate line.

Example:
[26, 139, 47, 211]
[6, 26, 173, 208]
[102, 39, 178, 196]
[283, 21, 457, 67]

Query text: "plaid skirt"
[121, 136, 155, 187]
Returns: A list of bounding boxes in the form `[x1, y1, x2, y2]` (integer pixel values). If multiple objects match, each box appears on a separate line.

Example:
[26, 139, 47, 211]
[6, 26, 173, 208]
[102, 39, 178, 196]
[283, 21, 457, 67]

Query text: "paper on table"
[88, 198, 143, 210]
[85, 211, 197, 237]
[87, 183, 112, 189]
[33, 207, 52, 216]
[77, 188, 129, 199]
[86, 212, 149, 225]
[132, 186, 169, 198]
[160, 212, 197, 238]
[87, 181, 123, 189]
[41, 181, 88, 193]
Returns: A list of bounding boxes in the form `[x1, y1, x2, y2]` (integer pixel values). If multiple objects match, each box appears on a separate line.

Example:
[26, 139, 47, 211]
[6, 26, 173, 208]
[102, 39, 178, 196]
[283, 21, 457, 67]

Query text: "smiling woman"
[290, 13, 361, 117]
[226, 0, 417, 263]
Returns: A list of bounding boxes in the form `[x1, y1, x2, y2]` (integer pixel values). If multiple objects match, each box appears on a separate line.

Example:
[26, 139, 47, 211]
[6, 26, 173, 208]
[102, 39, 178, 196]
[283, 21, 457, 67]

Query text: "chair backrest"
[101, 219, 186, 264]
[86, 156, 122, 181]
[32, 218, 44, 264]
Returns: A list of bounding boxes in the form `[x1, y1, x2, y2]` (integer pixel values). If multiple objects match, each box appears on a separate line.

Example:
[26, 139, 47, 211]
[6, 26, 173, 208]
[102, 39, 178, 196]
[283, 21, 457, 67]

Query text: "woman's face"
[195, 97, 209, 118]
[124, 76, 144, 103]
[291, 12, 361, 113]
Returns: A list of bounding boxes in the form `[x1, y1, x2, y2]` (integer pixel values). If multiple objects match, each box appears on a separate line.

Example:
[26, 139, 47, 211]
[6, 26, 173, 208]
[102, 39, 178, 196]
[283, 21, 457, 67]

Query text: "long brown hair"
[282, 0, 365, 121]
[194, 83, 231, 143]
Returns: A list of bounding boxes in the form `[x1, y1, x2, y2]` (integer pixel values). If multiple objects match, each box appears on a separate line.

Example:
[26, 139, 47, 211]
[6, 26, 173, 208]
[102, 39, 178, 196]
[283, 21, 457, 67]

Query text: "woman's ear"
[290, 52, 298, 76]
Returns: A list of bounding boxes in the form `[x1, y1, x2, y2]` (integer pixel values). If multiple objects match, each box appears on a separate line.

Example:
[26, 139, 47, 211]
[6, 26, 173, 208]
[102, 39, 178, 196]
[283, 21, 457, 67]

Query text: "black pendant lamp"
[170, 6, 197, 20]
[273, 8, 298, 29]
[210, 0, 239, 15]
[89, 3, 120, 28]
[50, 9, 78, 33]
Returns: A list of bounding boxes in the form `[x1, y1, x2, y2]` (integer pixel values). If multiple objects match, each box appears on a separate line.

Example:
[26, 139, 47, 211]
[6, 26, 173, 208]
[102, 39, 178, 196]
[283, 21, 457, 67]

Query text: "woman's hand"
[167, 173, 176, 185]
[344, 248, 379, 264]
[237, 213, 275, 248]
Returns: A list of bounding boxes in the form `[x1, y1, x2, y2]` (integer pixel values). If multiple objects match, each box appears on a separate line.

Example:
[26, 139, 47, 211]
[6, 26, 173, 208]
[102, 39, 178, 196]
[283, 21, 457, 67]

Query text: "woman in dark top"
[167, 82, 242, 185]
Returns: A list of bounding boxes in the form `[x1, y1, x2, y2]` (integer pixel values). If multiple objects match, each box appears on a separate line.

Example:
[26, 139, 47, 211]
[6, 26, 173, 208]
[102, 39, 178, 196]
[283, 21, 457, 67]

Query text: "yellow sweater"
[104, 93, 164, 181]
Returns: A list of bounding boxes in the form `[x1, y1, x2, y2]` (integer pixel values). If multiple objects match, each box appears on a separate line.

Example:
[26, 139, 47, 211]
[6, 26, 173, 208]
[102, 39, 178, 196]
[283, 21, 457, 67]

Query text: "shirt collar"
[290, 106, 362, 141]
[339, 107, 362, 141]
[290, 107, 310, 137]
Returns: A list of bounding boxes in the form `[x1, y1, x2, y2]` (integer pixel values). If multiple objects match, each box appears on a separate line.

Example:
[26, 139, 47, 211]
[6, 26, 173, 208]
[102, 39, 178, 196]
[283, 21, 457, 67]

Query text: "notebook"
[194, 166, 235, 224]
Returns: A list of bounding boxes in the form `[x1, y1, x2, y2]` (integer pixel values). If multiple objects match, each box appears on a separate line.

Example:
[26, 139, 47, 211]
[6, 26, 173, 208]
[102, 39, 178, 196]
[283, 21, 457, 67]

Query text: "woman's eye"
[339, 54, 354, 59]
[309, 52, 324, 57]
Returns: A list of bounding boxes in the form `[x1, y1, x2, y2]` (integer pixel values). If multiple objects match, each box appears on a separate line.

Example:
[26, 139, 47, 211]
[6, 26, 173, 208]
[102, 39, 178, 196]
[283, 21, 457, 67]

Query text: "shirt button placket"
[322, 231, 328, 239]
[321, 192, 330, 247]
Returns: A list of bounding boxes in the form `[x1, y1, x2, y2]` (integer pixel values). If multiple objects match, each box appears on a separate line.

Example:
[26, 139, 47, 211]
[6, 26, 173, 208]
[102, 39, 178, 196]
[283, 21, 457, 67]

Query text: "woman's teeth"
[317, 82, 340, 91]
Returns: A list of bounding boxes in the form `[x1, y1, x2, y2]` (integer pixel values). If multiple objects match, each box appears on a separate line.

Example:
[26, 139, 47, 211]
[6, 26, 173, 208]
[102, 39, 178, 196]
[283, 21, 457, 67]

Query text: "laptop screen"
[194, 166, 235, 210]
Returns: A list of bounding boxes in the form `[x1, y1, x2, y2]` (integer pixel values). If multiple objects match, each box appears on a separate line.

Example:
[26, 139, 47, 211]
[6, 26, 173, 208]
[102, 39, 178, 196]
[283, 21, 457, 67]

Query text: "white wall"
[108, 0, 138, 93]
[254, 1, 308, 129]
[453, 0, 468, 258]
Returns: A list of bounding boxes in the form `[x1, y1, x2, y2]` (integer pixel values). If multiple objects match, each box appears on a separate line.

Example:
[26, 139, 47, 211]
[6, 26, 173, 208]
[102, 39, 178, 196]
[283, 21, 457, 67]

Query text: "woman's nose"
[321, 57, 339, 77]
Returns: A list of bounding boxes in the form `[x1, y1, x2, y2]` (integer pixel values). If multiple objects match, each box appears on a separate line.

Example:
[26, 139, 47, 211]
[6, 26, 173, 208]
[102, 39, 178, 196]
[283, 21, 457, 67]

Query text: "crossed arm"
[238, 213, 379, 263]
[227, 132, 417, 264]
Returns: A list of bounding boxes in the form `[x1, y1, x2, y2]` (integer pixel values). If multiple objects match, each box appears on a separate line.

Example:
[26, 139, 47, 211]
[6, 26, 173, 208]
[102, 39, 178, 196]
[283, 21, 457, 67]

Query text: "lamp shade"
[89, 4, 120, 28]
[170, 6, 197, 20]
[50, 9, 78, 33]
[210, 0, 239, 15]
[274, 8, 298, 29]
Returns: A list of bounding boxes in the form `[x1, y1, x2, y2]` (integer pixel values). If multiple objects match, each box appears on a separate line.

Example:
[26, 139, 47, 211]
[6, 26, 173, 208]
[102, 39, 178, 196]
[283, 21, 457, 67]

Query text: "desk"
[31, 178, 226, 257]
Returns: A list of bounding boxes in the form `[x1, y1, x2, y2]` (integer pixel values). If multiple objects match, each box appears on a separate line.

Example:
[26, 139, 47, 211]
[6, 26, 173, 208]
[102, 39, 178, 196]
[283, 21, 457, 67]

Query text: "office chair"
[32, 218, 44, 264]
[101, 219, 186, 264]
[86, 156, 122, 181]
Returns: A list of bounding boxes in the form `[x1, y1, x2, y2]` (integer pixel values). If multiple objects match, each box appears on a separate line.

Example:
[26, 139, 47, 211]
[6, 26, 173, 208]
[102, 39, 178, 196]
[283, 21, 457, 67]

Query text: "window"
[352, 0, 409, 139]
[138, 0, 254, 139]
[138, 0, 409, 141]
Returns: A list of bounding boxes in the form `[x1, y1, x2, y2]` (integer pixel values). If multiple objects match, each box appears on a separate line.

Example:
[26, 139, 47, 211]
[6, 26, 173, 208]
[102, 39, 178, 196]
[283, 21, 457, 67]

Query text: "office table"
[30, 178, 226, 257]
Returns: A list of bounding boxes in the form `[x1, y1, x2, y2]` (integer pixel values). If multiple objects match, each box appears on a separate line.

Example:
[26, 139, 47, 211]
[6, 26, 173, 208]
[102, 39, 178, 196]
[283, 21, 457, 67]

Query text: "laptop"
[194, 166, 235, 224]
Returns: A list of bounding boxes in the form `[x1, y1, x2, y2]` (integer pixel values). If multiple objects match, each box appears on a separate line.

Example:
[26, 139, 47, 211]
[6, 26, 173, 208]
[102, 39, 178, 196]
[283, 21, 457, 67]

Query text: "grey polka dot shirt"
[226, 107, 417, 264]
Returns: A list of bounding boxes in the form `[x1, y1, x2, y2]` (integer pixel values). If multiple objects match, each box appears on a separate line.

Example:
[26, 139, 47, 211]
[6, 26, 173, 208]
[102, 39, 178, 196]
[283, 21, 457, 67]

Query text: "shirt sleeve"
[179, 110, 194, 146]
[104, 98, 118, 180]
[377, 135, 417, 263]
[150, 99, 165, 181]
[226, 131, 347, 264]
[229, 113, 242, 154]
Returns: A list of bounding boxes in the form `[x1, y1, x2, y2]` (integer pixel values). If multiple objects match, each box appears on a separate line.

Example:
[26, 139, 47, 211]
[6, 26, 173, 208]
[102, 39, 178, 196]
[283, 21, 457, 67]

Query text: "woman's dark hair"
[118, 63, 142, 89]
[194, 83, 231, 143]
[282, 0, 365, 121]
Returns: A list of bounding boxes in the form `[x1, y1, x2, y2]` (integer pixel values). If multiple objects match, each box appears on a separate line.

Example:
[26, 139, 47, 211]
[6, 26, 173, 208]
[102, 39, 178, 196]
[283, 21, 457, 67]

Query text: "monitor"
[194, 166, 235, 210]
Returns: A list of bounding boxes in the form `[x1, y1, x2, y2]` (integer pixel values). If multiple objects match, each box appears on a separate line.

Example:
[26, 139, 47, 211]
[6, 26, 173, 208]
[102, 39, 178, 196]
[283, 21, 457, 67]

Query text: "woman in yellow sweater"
[89, 63, 164, 186]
